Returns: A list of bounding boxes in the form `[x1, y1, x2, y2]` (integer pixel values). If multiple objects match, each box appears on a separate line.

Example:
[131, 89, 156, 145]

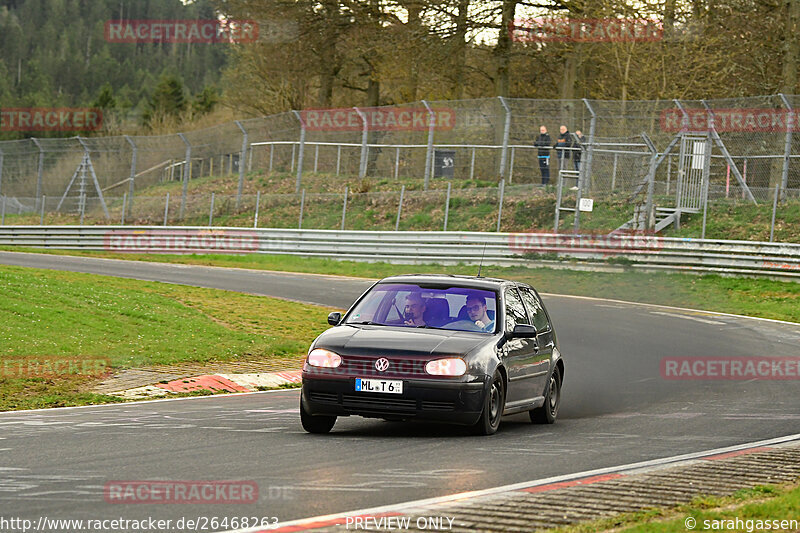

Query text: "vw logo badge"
[374, 358, 390, 372]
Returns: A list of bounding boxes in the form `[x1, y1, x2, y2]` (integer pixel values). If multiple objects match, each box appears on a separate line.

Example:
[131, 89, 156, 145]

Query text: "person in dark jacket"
[554, 125, 573, 170]
[573, 130, 585, 171]
[534, 125, 552, 185]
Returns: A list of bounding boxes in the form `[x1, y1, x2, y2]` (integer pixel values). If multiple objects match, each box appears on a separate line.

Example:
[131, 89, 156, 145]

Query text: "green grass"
[5, 249, 800, 323]
[0, 265, 329, 410]
[552, 483, 799, 532]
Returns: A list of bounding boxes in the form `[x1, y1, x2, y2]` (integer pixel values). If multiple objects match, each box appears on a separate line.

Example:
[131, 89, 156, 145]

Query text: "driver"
[466, 295, 494, 331]
[403, 292, 427, 326]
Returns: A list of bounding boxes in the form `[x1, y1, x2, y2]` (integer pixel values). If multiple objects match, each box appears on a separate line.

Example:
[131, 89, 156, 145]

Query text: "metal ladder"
[553, 168, 582, 232]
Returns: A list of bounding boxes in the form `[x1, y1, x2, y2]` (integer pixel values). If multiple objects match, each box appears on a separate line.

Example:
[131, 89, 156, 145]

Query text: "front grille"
[421, 400, 456, 411]
[309, 391, 339, 403]
[341, 394, 418, 412]
[341, 355, 428, 378]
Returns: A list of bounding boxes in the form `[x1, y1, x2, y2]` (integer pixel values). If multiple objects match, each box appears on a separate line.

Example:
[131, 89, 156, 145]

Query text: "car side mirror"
[510, 324, 537, 339]
[327, 312, 342, 326]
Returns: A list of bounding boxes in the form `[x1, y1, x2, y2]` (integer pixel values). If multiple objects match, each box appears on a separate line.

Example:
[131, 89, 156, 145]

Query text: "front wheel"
[300, 396, 336, 434]
[530, 365, 561, 424]
[473, 370, 505, 435]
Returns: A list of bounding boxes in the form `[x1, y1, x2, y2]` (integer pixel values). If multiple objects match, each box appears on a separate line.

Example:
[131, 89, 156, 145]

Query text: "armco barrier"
[0, 226, 798, 281]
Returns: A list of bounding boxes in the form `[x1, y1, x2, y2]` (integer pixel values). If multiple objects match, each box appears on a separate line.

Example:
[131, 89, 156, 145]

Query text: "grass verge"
[4, 170, 798, 241]
[553, 483, 799, 532]
[4, 249, 799, 324]
[0, 265, 328, 411]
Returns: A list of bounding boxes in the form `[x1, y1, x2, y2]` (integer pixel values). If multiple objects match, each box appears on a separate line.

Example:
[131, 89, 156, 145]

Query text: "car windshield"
[345, 283, 498, 334]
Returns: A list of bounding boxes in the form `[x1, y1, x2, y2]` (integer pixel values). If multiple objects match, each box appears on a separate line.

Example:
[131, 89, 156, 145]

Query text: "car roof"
[377, 274, 525, 291]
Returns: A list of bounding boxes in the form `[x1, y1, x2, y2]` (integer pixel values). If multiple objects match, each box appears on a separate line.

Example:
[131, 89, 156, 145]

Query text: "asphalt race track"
[2, 251, 800, 528]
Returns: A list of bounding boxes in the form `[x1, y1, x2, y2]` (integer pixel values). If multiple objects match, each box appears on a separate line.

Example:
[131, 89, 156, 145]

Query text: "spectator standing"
[534, 125, 552, 185]
[573, 130, 585, 172]
[554, 125, 573, 170]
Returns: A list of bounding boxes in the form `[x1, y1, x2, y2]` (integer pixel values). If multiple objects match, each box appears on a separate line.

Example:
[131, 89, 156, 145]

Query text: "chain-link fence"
[1, 95, 799, 242]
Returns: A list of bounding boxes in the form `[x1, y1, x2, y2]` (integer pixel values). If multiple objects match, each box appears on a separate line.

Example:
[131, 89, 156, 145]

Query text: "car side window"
[519, 287, 549, 333]
[503, 287, 530, 332]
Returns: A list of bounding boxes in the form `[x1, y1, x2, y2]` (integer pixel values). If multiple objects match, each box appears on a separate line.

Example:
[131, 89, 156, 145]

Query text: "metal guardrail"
[0, 226, 798, 281]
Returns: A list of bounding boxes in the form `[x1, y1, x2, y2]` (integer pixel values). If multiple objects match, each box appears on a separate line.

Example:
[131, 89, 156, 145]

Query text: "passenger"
[403, 292, 427, 326]
[465, 295, 494, 332]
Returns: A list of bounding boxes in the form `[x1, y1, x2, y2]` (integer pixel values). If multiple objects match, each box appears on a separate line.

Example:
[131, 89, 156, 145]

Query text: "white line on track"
[224, 433, 800, 533]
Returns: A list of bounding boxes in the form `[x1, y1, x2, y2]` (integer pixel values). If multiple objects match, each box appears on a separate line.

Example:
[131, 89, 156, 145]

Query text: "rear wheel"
[473, 370, 505, 435]
[530, 365, 561, 424]
[300, 396, 337, 434]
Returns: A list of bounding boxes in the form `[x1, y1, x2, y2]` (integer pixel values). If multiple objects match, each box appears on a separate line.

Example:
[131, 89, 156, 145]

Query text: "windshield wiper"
[349, 321, 381, 325]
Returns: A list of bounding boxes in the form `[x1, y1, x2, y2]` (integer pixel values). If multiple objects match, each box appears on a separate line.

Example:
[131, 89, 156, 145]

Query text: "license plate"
[355, 378, 403, 394]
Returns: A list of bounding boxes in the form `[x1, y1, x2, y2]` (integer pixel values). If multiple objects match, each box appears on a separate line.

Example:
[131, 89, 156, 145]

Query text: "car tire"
[473, 370, 505, 435]
[300, 396, 336, 434]
[530, 365, 561, 424]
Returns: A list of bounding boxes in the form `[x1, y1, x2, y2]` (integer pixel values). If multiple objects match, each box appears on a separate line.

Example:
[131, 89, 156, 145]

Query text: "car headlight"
[307, 348, 342, 368]
[425, 358, 467, 376]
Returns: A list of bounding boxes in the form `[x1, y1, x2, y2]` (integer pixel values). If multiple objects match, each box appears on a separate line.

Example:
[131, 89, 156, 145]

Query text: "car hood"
[316, 325, 489, 358]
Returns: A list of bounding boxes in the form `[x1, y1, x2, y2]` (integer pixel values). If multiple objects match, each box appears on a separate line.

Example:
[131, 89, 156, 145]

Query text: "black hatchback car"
[300, 275, 563, 435]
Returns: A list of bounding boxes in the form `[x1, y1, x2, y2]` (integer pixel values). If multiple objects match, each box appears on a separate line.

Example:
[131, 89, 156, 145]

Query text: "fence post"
[641, 133, 658, 231]
[299, 189, 305, 229]
[235, 120, 248, 208]
[209, 192, 215, 226]
[121, 193, 127, 225]
[611, 153, 618, 190]
[292, 110, 306, 193]
[700, 131, 713, 239]
[124, 135, 136, 217]
[314, 144, 319, 173]
[248, 143, 254, 172]
[341, 186, 348, 230]
[80, 193, 85, 225]
[163, 192, 170, 226]
[0, 147, 4, 197]
[581, 99, 597, 197]
[422, 100, 435, 190]
[32, 138, 44, 210]
[336, 145, 341, 176]
[779, 94, 793, 202]
[395, 147, 400, 179]
[509, 147, 516, 183]
[496, 179, 505, 232]
[254, 190, 260, 228]
[269, 144, 274, 173]
[770, 185, 779, 242]
[40, 195, 45, 225]
[470, 147, 476, 180]
[177, 133, 191, 219]
[354, 107, 368, 178]
[498, 96, 511, 178]
[395, 184, 405, 231]
[443, 182, 451, 231]
[1, 195, 5, 225]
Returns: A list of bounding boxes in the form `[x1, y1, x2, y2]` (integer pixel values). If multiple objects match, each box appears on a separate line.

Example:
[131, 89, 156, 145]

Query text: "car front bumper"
[301, 375, 488, 425]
